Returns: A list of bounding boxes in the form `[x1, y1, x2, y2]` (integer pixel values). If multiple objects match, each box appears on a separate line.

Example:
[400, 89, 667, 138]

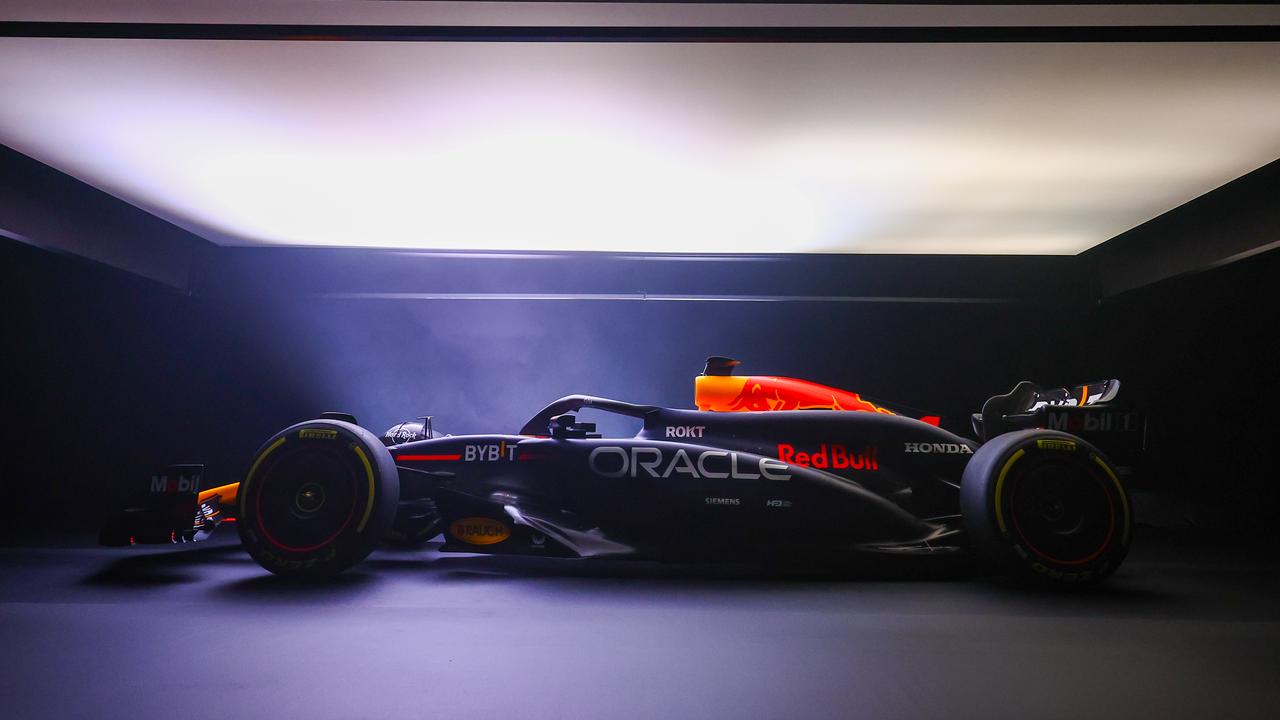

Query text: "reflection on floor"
[1, 531, 1277, 720]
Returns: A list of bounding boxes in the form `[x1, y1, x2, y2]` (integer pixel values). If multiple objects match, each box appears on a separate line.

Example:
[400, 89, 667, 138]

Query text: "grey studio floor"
[1, 530, 1278, 720]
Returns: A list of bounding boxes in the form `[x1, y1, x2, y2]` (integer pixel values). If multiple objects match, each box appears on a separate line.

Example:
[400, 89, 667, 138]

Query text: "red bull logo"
[776, 443, 879, 471]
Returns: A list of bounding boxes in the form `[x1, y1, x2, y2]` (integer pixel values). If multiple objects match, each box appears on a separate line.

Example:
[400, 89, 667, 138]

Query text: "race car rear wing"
[974, 379, 1146, 478]
[974, 379, 1125, 440]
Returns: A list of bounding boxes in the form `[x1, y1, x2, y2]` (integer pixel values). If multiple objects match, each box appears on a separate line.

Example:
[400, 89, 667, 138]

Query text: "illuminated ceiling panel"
[1, 18, 1278, 254]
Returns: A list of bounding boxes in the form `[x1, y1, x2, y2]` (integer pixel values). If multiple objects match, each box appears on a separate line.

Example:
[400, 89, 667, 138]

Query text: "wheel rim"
[255, 448, 360, 553]
[294, 483, 326, 513]
[1008, 459, 1116, 566]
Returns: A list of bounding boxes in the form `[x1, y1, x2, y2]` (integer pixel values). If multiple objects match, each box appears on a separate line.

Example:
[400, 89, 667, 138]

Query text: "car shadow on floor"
[75, 536, 1203, 619]
[219, 570, 381, 598]
[368, 540, 986, 582]
[372, 546, 1178, 607]
[82, 541, 246, 587]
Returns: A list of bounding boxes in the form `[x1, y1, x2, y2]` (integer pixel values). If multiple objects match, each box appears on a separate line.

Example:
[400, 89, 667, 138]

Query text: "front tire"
[961, 430, 1132, 586]
[237, 419, 399, 578]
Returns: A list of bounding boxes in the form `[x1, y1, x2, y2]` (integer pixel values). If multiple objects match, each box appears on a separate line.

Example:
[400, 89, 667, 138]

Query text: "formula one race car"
[102, 358, 1136, 586]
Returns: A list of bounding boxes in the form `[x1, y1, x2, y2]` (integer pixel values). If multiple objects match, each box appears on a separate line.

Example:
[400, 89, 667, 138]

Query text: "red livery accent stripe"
[395, 454, 461, 461]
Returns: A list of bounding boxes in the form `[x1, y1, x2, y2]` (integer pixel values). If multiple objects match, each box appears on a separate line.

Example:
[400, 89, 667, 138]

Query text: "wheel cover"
[255, 448, 361, 553]
[1008, 458, 1116, 566]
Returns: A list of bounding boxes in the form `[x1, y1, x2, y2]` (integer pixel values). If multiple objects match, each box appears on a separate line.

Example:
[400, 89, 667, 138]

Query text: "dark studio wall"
[3, 238, 1093, 539]
[3, 232, 1278, 542]
[0, 241, 314, 538]
[1078, 158, 1280, 531]
[1089, 248, 1280, 532]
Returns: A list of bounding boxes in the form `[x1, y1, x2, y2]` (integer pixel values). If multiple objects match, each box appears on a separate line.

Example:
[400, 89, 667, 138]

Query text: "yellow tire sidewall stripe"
[239, 436, 287, 518]
[993, 444, 1132, 550]
[993, 448, 1025, 534]
[352, 444, 376, 533]
[1091, 453, 1132, 546]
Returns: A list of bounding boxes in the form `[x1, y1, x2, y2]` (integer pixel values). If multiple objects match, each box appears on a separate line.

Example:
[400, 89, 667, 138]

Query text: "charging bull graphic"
[696, 373, 896, 414]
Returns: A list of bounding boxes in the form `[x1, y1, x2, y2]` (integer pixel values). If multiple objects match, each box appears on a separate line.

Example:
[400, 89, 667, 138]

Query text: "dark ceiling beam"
[1082, 159, 1280, 301]
[2, 21, 1279, 43]
[192, 247, 1087, 305]
[0, 145, 212, 291]
[295, 1, 1280, 4]
[368, 1, 1280, 3]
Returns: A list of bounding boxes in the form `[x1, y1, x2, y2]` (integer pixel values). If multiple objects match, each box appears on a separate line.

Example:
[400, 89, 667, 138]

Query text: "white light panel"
[1, 39, 1278, 254]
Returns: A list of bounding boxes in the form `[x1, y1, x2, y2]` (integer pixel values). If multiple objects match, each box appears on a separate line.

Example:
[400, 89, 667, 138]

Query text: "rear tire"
[961, 429, 1132, 586]
[237, 419, 399, 578]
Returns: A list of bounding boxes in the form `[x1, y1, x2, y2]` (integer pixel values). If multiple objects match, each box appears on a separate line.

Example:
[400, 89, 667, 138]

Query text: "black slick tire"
[237, 419, 398, 578]
[960, 429, 1132, 586]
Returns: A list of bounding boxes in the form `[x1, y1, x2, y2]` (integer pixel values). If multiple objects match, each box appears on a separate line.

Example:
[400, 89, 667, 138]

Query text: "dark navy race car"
[102, 358, 1137, 586]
